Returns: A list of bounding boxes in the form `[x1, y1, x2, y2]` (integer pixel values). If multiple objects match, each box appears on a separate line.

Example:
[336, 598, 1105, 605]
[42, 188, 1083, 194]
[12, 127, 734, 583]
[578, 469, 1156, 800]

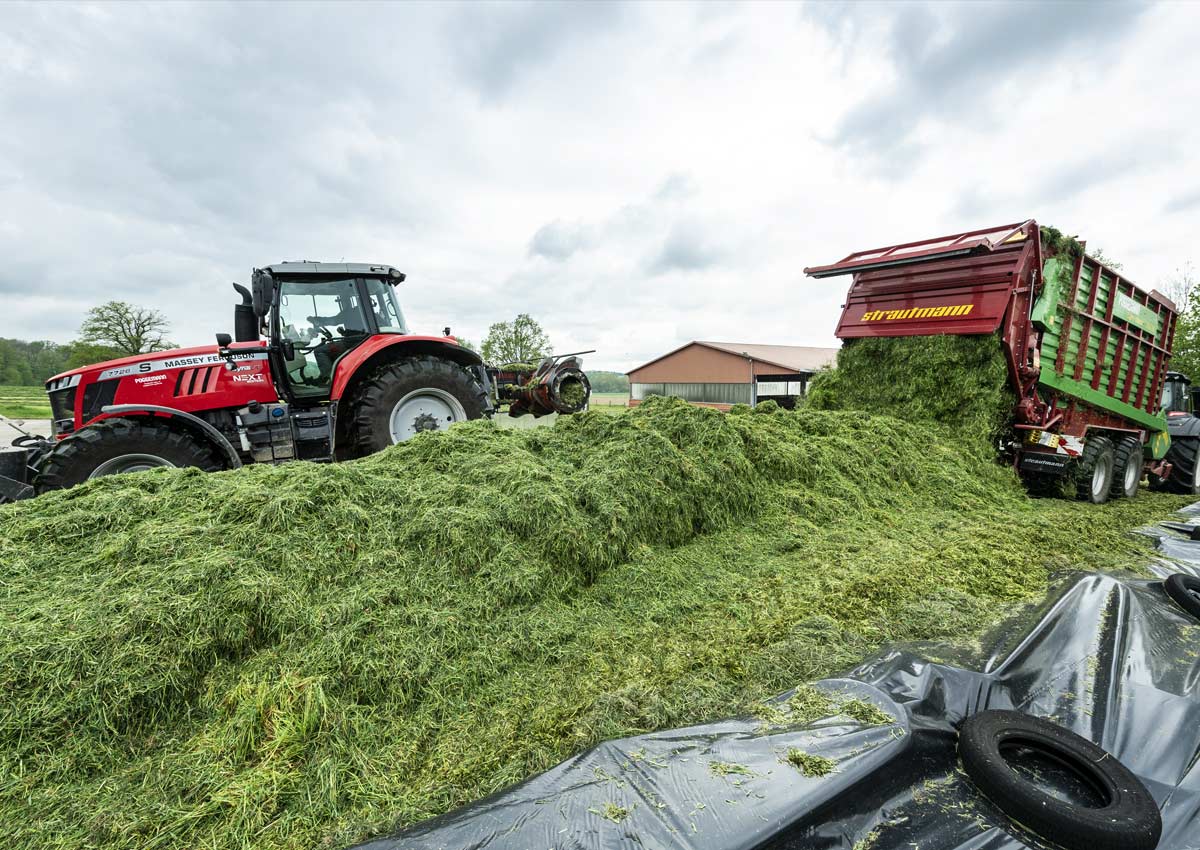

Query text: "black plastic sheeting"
[356, 506, 1200, 850]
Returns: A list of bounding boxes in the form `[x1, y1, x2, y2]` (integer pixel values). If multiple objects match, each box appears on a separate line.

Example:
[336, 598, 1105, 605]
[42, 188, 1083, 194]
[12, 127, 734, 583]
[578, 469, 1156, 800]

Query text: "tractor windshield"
[364, 278, 407, 334]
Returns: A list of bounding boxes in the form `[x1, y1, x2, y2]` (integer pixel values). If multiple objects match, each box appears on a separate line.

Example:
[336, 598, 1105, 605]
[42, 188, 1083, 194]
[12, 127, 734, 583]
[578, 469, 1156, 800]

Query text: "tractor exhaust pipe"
[232, 283, 260, 342]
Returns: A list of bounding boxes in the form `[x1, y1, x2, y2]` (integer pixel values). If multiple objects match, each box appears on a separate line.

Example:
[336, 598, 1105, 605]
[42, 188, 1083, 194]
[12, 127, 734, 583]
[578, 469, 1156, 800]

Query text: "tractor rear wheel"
[1075, 435, 1115, 504]
[1110, 435, 1143, 499]
[35, 418, 223, 494]
[1162, 435, 1200, 495]
[347, 356, 487, 456]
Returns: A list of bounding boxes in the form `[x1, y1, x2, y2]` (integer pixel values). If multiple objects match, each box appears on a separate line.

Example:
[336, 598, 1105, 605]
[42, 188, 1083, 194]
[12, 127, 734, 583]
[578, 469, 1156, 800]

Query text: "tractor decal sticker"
[98, 351, 269, 381]
[861, 304, 975, 322]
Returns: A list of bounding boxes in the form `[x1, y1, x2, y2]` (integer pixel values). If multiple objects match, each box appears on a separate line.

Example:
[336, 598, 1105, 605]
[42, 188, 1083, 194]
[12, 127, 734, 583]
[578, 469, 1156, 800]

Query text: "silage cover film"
[0, 388, 1188, 849]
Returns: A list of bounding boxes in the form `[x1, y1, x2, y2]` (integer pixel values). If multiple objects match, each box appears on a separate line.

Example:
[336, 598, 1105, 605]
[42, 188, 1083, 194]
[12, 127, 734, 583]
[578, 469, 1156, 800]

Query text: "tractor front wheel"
[346, 356, 487, 456]
[35, 418, 223, 494]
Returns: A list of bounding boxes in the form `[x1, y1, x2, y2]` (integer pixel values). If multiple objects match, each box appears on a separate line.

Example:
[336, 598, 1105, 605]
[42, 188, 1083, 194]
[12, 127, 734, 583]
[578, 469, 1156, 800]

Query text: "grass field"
[0, 385, 51, 419]
[588, 392, 629, 414]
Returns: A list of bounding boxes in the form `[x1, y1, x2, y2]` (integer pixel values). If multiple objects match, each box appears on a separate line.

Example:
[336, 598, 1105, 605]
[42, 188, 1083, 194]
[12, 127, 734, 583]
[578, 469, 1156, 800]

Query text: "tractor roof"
[265, 262, 404, 279]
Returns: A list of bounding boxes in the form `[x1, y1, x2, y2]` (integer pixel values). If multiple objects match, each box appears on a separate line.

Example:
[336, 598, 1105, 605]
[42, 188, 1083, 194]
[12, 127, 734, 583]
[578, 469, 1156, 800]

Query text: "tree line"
[2, 304, 631, 392]
[1, 301, 173, 385]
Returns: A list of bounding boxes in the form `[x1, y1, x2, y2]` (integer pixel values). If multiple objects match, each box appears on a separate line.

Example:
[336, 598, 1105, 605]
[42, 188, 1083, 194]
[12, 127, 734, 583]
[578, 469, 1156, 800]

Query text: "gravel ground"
[0, 419, 51, 444]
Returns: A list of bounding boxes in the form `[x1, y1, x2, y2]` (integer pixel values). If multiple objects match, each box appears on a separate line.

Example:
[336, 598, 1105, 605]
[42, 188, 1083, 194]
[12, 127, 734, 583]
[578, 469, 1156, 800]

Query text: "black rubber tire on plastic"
[1162, 435, 1200, 495]
[959, 710, 1161, 850]
[347, 356, 487, 457]
[1075, 435, 1115, 504]
[1164, 572, 1200, 620]
[1110, 435, 1143, 499]
[34, 418, 223, 494]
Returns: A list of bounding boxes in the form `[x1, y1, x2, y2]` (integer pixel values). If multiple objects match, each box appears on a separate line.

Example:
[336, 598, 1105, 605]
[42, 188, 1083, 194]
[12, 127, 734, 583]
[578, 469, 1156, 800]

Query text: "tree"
[1165, 262, 1200, 382]
[586, 370, 630, 393]
[78, 301, 175, 355]
[0, 338, 70, 385]
[481, 314, 553, 366]
[64, 342, 127, 370]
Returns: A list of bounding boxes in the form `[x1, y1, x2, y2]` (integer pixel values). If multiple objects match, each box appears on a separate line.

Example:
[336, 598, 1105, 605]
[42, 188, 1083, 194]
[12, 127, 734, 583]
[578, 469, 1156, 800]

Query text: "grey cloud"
[528, 219, 591, 261]
[1034, 144, 1147, 205]
[451, 1, 624, 101]
[648, 221, 726, 275]
[654, 173, 697, 202]
[1165, 189, 1200, 214]
[815, 2, 1148, 165]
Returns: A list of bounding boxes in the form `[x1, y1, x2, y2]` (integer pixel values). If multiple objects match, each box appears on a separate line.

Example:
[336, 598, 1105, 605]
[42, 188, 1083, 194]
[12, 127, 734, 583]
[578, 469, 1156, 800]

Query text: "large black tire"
[35, 418, 223, 494]
[1164, 572, 1200, 620]
[1075, 435, 1115, 504]
[959, 710, 1161, 850]
[1162, 435, 1200, 494]
[347, 356, 487, 457]
[1110, 435, 1143, 499]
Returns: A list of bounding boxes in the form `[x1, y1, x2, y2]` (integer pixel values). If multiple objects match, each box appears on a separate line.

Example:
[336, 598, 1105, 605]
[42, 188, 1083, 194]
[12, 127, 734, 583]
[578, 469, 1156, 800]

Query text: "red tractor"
[0, 262, 590, 500]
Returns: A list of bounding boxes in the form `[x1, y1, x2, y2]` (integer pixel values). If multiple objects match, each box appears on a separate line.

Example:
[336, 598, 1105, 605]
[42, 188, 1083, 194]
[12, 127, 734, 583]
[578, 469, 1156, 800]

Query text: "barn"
[626, 341, 839, 410]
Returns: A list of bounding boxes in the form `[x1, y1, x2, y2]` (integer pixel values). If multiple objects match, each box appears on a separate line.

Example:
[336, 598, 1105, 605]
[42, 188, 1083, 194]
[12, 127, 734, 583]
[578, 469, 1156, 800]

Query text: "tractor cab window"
[365, 278, 407, 334]
[277, 278, 370, 396]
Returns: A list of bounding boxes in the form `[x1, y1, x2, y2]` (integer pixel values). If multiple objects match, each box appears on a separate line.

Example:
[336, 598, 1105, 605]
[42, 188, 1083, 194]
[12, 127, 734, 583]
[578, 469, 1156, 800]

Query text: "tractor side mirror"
[251, 269, 274, 318]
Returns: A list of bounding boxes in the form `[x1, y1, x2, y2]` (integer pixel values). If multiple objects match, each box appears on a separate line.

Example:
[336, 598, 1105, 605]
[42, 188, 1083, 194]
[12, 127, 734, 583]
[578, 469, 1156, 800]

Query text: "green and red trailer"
[805, 219, 1197, 502]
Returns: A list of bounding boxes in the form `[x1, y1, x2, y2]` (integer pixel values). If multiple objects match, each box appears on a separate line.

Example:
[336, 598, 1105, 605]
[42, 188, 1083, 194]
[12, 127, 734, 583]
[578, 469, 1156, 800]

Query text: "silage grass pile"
[0, 394, 1188, 850]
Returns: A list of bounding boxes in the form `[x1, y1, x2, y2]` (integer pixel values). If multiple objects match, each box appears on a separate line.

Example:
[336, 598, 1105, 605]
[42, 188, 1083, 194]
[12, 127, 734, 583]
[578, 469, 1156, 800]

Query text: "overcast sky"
[2, 1, 1198, 372]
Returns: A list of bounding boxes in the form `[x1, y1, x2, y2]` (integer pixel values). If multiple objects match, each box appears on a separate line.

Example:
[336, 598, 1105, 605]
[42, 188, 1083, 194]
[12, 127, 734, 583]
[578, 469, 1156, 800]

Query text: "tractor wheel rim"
[389, 388, 467, 443]
[1193, 455, 1200, 489]
[1091, 455, 1112, 501]
[1125, 456, 1140, 493]
[89, 453, 177, 478]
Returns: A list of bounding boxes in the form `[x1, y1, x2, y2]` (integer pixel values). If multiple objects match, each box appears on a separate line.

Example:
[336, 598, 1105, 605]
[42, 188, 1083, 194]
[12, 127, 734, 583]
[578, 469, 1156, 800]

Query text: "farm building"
[626, 341, 839, 409]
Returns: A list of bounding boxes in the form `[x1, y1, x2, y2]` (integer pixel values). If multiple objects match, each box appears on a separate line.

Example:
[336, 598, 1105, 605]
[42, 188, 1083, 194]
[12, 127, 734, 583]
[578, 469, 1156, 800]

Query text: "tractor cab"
[1161, 372, 1196, 417]
[236, 263, 411, 402]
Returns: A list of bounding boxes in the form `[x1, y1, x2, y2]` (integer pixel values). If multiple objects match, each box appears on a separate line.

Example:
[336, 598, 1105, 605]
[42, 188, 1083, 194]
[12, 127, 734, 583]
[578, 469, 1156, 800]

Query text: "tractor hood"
[47, 341, 269, 385]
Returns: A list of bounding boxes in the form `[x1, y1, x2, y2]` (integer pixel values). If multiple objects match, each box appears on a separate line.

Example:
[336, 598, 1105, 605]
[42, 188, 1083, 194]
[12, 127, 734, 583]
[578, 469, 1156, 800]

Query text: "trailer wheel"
[1075, 435, 1115, 504]
[1109, 436, 1143, 499]
[1162, 436, 1200, 495]
[35, 418, 223, 494]
[347, 355, 487, 456]
[959, 710, 1161, 850]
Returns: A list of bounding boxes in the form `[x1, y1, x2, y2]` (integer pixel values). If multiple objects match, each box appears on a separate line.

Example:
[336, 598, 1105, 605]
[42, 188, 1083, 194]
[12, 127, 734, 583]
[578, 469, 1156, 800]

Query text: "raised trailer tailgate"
[805, 222, 1034, 339]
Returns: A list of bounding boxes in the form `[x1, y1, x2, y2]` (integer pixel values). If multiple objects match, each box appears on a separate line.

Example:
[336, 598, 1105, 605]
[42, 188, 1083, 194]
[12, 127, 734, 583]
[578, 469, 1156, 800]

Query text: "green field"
[588, 392, 629, 414]
[0, 385, 51, 420]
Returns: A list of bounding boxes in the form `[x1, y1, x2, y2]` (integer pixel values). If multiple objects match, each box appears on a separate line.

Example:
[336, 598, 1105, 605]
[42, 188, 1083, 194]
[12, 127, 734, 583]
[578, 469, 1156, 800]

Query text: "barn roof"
[627, 341, 839, 376]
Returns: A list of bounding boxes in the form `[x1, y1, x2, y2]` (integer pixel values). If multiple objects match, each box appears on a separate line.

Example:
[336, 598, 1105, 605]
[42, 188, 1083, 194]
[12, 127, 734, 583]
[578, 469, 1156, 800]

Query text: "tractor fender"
[330, 336, 484, 402]
[1166, 413, 1200, 439]
[91, 404, 243, 469]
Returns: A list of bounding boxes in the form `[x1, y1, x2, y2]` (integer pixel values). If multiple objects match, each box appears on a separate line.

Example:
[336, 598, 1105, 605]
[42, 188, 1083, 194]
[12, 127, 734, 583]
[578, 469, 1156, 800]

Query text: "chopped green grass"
[0, 396, 1187, 850]
[785, 749, 837, 777]
[589, 802, 630, 823]
[787, 684, 836, 723]
[709, 760, 754, 777]
[807, 334, 1014, 455]
[838, 698, 894, 727]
